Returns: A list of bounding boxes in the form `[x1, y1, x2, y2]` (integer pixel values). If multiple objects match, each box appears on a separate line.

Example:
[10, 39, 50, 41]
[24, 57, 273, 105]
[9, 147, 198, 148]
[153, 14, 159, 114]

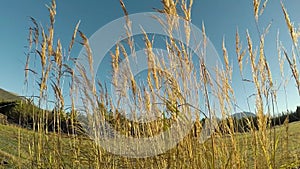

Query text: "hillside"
[0, 88, 21, 102]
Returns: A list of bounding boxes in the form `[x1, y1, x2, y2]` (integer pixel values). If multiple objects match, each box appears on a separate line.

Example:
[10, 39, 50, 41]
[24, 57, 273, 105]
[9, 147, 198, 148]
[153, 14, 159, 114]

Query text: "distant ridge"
[0, 88, 21, 102]
[232, 112, 256, 119]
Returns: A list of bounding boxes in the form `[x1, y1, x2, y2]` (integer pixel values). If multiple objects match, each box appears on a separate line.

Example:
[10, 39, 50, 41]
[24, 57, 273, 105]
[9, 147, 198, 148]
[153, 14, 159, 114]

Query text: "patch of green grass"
[0, 124, 31, 168]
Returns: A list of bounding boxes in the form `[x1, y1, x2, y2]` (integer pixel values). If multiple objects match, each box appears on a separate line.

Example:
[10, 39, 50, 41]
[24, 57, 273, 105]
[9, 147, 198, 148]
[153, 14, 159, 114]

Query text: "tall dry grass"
[17, 0, 300, 168]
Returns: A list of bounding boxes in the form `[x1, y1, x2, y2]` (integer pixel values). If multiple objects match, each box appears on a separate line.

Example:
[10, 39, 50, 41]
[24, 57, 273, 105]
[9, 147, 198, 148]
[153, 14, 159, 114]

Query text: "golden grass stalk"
[281, 2, 298, 46]
[29, 17, 39, 47]
[259, 0, 268, 16]
[236, 29, 246, 75]
[253, 0, 268, 21]
[181, 0, 193, 21]
[181, 0, 193, 45]
[25, 28, 33, 84]
[111, 44, 120, 87]
[68, 21, 81, 55]
[119, 0, 128, 17]
[202, 22, 207, 52]
[162, 0, 178, 16]
[246, 30, 258, 86]
[283, 48, 300, 95]
[253, 0, 260, 21]
[46, 0, 56, 57]
[142, 29, 160, 90]
[222, 37, 232, 80]
[277, 32, 285, 78]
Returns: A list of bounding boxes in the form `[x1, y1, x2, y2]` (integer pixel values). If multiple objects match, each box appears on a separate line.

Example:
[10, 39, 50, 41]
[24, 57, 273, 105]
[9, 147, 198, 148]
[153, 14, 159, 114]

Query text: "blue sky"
[0, 0, 299, 114]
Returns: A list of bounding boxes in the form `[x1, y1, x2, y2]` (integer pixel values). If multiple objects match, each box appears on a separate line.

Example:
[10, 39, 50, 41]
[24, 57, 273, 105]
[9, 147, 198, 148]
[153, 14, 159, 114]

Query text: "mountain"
[232, 112, 256, 119]
[0, 88, 21, 102]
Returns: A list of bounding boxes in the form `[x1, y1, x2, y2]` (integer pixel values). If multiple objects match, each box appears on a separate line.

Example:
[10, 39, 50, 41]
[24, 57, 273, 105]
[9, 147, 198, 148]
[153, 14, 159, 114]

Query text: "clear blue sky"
[0, 0, 299, 114]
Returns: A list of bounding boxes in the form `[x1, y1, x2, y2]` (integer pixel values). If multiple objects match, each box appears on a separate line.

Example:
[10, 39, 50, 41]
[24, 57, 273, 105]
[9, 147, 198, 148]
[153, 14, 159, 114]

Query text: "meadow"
[0, 121, 300, 168]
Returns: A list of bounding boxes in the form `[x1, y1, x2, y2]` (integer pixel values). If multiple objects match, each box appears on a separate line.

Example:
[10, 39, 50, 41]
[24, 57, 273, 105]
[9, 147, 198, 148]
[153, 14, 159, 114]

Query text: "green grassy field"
[1, 121, 300, 168]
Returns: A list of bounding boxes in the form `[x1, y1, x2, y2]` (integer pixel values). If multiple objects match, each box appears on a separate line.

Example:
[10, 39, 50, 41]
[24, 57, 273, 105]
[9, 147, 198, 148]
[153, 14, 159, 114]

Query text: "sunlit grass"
[0, 0, 299, 168]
